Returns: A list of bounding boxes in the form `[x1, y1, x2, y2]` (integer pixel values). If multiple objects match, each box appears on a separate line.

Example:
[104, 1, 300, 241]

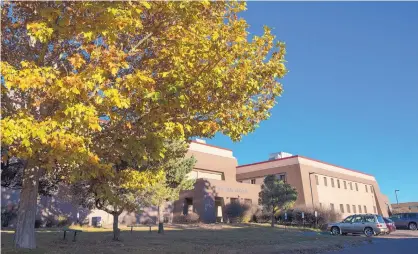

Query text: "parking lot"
[331, 230, 418, 253]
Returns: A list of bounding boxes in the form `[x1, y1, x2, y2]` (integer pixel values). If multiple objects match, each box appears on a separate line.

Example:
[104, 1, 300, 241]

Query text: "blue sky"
[210, 2, 418, 204]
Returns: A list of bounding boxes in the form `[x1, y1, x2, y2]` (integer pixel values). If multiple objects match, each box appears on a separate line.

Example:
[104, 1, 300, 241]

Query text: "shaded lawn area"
[1, 224, 367, 254]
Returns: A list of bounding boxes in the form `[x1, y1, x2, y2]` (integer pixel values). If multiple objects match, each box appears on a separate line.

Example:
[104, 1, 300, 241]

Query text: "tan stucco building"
[392, 202, 418, 213]
[173, 140, 260, 223]
[236, 152, 391, 217]
[1, 140, 391, 226]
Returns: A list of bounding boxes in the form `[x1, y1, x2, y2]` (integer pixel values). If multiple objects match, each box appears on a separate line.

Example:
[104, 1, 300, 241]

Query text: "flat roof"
[189, 140, 232, 151]
[237, 155, 374, 177]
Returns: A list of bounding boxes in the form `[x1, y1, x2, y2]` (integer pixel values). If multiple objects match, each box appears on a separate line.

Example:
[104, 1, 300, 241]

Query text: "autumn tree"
[139, 140, 196, 234]
[259, 175, 298, 227]
[92, 168, 163, 240]
[1, 1, 287, 248]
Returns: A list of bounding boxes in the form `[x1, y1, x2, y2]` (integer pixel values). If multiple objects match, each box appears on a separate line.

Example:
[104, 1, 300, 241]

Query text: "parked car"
[328, 214, 388, 237]
[383, 217, 396, 234]
[389, 213, 418, 231]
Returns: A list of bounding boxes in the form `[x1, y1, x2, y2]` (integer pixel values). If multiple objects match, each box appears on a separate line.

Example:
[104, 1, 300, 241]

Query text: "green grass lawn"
[1, 224, 367, 254]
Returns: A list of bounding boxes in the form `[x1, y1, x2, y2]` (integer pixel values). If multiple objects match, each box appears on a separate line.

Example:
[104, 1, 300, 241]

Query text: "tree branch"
[130, 32, 153, 52]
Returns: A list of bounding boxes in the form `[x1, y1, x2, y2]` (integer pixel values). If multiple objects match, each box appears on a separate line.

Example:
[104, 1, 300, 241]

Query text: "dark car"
[389, 213, 418, 230]
[383, 217, 396, 234]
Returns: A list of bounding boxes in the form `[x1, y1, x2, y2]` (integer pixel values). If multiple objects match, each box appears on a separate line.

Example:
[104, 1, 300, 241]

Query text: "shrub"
[1, 205, 18, 227]
[57, 215, 70, 227]
[173, 212, 200, 224]
[315, 208, 342, 230]
[277, 207, 341, 229]
[255, 211, 271, 224]
[248, 205, 261, 222]
[45, 217, 56, 228]
[225, 202, 250, 223]
[244, 204, 262, 223]
[141, 218, 155, 225]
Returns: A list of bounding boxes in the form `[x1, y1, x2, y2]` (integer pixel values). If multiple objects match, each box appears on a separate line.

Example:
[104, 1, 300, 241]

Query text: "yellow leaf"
[111, 67, 118, 76]
[141, 1, 151, 9]
[71, 87, 80, 94]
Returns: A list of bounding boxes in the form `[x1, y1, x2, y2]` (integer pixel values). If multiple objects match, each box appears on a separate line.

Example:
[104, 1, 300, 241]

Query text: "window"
[231, 198, 239, 204]
[340, 204, 345, 213]
[364, 205, 367, 213]
[349, 182, 353, 190]
[195, 170, 223, 180]
[239, 181, 242, 183]
[370, 186, 374, 193]
[315, 175, 319, 185]
[390, 214, 401, 220]
[346, 204, 351, 213]
[251, 179, 256, 184]
[331, 178, 335, 188]
[365, 185, 368, 193]
[364, 215, 375, 223]
[320, 203, 322, 208]
[355, 183, 358, 191]
[373, 206, 377, 213]
[337, 179, 340, 188]
[343, 216, 353, 223]
[408, 213, 418, 218]
[276, 174, 286, 182]
[244, 199, 252, 205]
[376, 215, 385, 223]
[343, 181, 347, 189]
[358, 205, 362, 213]
[324, 177, 328, 186]
[352, 215, 363, 223]
[353, 205, 356, 213]
[330, 203, 334, 211]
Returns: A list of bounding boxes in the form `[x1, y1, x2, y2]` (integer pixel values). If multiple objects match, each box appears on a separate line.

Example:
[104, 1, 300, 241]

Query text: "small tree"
[259, 175, 298, 227]
[92, 169, 163, 240]
[140, 140, 196, 234]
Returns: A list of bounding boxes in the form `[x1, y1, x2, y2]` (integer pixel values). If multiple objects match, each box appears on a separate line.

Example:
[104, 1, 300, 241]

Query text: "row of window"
[231, 198, 252, 205]
[315, 175, 373, 193]
[246, 174, 286, 185]
[324, 203, 377, 214]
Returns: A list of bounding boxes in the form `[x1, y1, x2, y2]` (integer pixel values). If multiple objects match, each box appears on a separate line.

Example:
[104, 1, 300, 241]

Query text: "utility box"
[91, 216, 102, 227]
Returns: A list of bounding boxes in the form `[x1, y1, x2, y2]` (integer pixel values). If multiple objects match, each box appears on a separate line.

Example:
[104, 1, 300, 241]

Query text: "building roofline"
[237, 155, 374, 177]
[236, 155, 299, 168]
[189, 140, 233, 152]
[297, 155, 374, 177]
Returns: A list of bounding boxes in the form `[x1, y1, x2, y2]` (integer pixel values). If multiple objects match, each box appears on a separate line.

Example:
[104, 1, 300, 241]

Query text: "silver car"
[328, 214, 388, 237]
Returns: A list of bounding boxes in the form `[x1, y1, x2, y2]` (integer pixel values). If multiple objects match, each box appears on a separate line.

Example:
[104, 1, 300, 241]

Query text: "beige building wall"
[236, 154, 389, 217]
[237, 163, 307, 207]
[392, 202, 418, 213]
[314, 172, 378, 216]
[174, 140, 261, 223]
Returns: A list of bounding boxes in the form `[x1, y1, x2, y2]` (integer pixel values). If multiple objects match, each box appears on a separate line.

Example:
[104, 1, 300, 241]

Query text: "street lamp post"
[395, 190, 400, 205]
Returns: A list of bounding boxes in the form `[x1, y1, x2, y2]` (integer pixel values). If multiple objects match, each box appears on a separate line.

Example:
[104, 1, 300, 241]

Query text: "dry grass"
[1, 224, 366, 254]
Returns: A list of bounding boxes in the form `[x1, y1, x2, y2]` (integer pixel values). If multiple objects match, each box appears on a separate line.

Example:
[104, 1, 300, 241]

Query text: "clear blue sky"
[210, 2, 418, 204]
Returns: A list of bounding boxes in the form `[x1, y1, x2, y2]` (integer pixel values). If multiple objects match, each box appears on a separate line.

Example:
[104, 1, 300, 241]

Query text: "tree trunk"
[158, 203, 164, 234]
[14, 166, 39, 249]
[112, 214, 120, 241]
[271, 210, 275, 227]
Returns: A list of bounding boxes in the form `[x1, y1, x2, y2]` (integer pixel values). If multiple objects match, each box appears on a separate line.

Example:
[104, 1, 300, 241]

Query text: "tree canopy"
[1, 1, 287, 248]
[139, 139, 196, 234]
[259, 175, 298, 227]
